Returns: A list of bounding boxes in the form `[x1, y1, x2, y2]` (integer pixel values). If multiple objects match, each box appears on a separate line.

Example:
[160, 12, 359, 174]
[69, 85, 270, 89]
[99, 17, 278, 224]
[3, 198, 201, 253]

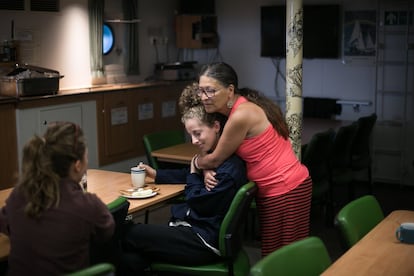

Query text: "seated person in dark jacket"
[0, 122, 114, 276]
[119, 84, 248, 275]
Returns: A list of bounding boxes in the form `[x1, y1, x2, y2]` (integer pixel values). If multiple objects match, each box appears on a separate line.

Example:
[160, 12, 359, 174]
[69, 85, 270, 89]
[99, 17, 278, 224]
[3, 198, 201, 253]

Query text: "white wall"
[0, 0, 378, 120]
[0, 0, 91, 89]
[212, 0, 381, 121]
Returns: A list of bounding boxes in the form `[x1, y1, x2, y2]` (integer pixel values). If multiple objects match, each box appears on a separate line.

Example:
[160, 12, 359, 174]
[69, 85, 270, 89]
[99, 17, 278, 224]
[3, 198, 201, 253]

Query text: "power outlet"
[161, 37, 168, 45]
[149, 36, 157, 45]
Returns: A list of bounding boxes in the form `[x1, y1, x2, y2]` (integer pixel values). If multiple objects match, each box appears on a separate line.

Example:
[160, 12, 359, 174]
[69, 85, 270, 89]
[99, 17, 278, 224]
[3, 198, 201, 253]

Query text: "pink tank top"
[230, 96, 309, 198]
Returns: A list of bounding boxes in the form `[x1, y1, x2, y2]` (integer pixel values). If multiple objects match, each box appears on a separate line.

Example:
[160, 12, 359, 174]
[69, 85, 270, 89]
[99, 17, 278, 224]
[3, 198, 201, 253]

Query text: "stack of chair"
[328, 123, 359, 204]
[350, 113, 377, 195]
[302, 128, 336, 225]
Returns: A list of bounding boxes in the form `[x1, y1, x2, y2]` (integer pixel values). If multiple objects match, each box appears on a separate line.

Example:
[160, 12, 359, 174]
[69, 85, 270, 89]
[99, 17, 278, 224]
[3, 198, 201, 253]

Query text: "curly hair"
[179, 82, 227, 133]
[178, 82, 202, 114]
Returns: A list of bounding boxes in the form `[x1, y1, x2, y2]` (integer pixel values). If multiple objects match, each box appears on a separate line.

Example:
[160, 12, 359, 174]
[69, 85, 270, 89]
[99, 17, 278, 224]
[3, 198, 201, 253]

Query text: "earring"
[227, 100, 234, 108]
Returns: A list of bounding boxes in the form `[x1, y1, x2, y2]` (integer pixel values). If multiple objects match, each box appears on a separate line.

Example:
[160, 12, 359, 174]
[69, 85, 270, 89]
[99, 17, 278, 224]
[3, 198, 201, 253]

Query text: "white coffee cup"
[131, 166, 146, 188]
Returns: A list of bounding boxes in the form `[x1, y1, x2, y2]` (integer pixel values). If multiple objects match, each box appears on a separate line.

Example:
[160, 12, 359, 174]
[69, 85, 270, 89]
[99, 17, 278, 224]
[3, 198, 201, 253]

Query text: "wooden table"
[0, 169, 185, 261]
[86, 169, 185, 214]
[150, 119, 349, 165]
[151, 143, 198, 164]
[322, 210, 414, 276]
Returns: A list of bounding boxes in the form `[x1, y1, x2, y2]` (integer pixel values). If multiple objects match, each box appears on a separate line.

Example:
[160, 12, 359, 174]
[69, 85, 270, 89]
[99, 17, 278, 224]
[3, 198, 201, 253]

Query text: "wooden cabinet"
[175, 15, 218, 48]
[97, 90, 138, 164]
[97, 82, 188, 166]
[0, 103, 18, 189]
[16, 100, 99, 170]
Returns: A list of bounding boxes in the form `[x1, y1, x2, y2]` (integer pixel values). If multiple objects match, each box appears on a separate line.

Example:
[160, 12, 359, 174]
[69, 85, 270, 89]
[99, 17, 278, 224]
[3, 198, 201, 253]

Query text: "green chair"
[334, 195, 384, 249]
[302, 128, 336, 225]
[65, 263, 115, 276]
[90, 197, 130, 268]
[151, 181, 258, 276]
[143, 129, 186, 169]
[250, 236, 331, 276]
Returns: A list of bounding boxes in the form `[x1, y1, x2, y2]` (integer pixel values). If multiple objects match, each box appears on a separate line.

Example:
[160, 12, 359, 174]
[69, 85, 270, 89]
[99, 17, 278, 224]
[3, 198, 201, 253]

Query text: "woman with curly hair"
[119, 83, 247, 275]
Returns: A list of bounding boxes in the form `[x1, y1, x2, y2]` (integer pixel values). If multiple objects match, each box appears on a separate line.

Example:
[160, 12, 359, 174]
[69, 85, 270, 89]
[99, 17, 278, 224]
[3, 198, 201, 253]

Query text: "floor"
[139, 181, 414, 266]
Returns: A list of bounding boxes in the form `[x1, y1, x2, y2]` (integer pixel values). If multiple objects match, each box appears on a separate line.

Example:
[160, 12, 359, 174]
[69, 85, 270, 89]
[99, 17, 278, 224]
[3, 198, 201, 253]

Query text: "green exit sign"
[384, 11, 413, 25]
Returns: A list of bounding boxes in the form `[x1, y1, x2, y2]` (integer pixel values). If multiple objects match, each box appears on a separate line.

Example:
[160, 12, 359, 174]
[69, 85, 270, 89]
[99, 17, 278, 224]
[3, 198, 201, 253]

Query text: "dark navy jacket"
[154, 154, 247, 249]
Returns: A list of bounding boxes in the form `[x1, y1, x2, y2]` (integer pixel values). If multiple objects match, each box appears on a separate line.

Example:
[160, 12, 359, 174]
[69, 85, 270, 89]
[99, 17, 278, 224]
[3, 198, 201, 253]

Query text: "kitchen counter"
[58, 81, 180, 95]
[0, 96, 16, 104]
[0, 80, 192, 105]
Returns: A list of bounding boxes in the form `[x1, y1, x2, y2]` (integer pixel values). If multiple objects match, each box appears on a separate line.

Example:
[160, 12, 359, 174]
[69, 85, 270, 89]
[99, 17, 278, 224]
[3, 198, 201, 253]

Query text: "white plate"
[121, 191, 157, 199]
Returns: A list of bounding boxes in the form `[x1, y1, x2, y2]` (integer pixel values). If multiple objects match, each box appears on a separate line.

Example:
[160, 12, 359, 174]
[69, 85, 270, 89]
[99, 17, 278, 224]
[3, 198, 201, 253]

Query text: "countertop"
[0, 80, 191, 104]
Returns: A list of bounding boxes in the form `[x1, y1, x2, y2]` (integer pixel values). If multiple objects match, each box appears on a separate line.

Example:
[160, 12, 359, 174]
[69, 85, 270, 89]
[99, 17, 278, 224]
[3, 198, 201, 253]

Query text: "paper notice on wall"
[111, 107, 128, 125]
[162, 101, 176, 118]
[138, 103, 154, 120]
[16, 28, 41, 65]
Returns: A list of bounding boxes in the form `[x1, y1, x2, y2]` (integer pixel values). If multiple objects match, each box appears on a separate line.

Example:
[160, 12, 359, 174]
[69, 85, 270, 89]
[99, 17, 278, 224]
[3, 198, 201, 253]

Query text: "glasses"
[196, 87, 220, 98]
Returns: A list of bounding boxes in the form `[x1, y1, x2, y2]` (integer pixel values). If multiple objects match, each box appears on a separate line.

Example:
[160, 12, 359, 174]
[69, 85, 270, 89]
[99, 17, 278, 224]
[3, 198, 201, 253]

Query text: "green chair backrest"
[65, 263, 115, 276]
[219, 181, 257, 257]
[335, 195, 384, 249]
[90, 197, 130, 266]
[250, 236, 331, 276]
[143, 130, 186, 169]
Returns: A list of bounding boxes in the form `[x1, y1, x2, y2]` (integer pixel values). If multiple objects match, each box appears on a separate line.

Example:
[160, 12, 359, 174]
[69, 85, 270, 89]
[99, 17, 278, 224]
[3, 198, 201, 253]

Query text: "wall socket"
[149, 36, 168, 45]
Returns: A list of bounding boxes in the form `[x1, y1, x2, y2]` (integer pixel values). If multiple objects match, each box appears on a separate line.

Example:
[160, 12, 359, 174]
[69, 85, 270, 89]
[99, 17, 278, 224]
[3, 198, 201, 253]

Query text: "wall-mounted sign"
[111, 107, 128, 125]
[138, 103, 154, 120]
[384, 11, 413, 26]
[162, 101, 176, 118]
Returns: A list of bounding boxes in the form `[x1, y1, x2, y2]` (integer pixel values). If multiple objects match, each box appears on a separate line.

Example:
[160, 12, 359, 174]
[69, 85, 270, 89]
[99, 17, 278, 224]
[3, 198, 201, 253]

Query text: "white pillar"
[285, 0, 304, 159]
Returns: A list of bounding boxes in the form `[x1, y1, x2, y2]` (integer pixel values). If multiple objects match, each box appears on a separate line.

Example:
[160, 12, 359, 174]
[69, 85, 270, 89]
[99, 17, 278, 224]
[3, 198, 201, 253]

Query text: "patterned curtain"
[123, 0, 140, 75]
[285, 0, 304, 159]
[88, 0, 104, 79]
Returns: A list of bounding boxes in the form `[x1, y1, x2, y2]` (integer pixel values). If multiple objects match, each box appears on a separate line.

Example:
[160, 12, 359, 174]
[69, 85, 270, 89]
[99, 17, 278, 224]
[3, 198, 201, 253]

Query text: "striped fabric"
[256, 176, 313, 256]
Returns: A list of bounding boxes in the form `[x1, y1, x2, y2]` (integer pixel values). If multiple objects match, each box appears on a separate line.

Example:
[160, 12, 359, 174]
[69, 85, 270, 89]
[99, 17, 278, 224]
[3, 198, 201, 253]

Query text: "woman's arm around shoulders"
[197, 106, 252, 169]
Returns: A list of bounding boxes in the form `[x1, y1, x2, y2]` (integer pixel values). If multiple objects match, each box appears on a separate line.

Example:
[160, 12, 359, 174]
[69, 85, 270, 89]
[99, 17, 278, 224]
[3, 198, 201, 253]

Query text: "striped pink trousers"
[256, 176, 313, 257]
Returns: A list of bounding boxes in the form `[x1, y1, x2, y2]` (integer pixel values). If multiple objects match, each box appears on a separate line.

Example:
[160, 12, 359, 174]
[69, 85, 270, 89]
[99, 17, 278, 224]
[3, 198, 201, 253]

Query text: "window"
[103, 23, 114, 55]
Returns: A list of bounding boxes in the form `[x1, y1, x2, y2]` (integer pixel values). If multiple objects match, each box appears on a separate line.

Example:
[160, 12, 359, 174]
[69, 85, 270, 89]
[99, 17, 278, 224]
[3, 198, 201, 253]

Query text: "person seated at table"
[0, 122, 115, 276]
[119, 84, 248, 275]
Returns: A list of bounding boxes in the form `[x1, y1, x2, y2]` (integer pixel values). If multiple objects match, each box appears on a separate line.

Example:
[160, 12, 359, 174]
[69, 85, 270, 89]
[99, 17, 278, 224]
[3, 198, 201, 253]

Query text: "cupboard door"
[101, 90, 138, 164]
[96, 82, 190, 166]
[133, 88, 157, 155]
[0, 104, 18, 189]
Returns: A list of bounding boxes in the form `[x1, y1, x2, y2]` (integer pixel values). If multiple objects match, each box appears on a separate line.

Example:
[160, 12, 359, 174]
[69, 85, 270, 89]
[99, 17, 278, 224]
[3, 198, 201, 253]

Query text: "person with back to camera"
[0, 122, 115, 275]
[192, 62, 312, 256]
[119, 83, 248, 275]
